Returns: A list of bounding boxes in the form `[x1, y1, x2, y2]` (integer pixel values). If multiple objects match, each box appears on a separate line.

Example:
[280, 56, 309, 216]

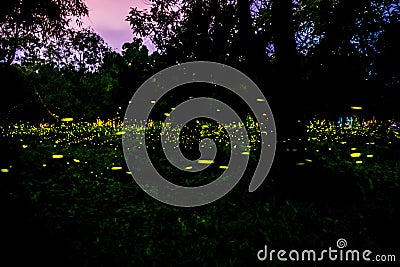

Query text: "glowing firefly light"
[198, 160, 214, 164]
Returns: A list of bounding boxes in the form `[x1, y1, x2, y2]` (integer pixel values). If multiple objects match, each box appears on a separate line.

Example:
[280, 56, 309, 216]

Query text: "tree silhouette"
[0, 0, 88, 65]
[1, 0, 400, 122]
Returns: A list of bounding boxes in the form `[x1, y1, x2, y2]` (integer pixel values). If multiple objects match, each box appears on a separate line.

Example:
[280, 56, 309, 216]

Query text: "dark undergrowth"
[0, 121, 399, 266]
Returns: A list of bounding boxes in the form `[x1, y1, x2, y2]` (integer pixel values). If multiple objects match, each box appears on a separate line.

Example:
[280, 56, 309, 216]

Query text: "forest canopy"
[1, 0, 399, 124]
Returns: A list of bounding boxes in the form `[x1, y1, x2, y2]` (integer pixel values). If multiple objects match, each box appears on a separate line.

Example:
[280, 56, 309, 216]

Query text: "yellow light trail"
[198, 160, 214, 164]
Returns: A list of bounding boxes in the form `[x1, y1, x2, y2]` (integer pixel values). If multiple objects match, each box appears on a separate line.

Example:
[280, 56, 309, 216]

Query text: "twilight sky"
[83, 0, 152, 51]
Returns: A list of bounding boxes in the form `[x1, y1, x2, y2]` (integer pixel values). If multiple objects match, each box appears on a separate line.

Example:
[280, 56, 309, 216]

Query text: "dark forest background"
[1, 0, 399, 130]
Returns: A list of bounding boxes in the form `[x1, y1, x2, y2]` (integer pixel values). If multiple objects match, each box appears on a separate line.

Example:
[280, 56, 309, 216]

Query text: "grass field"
[1, 118, 399, 266]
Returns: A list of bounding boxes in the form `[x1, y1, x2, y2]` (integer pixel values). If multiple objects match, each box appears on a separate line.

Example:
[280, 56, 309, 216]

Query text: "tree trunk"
[271, 0, 300, 136]
[34, 86, 59, 122]
[271, 0, 297, 78]
[237, 0, 252, 60]
[237, 0, 269, 82]
[193, 0, 210, 60]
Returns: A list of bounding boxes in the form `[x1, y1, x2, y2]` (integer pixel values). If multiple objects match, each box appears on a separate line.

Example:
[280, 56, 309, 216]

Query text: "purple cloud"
[83, 0, 150, 51]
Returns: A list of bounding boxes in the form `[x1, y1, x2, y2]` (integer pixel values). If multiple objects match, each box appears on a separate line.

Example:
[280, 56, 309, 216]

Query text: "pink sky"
[84, 0, 153, 51]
